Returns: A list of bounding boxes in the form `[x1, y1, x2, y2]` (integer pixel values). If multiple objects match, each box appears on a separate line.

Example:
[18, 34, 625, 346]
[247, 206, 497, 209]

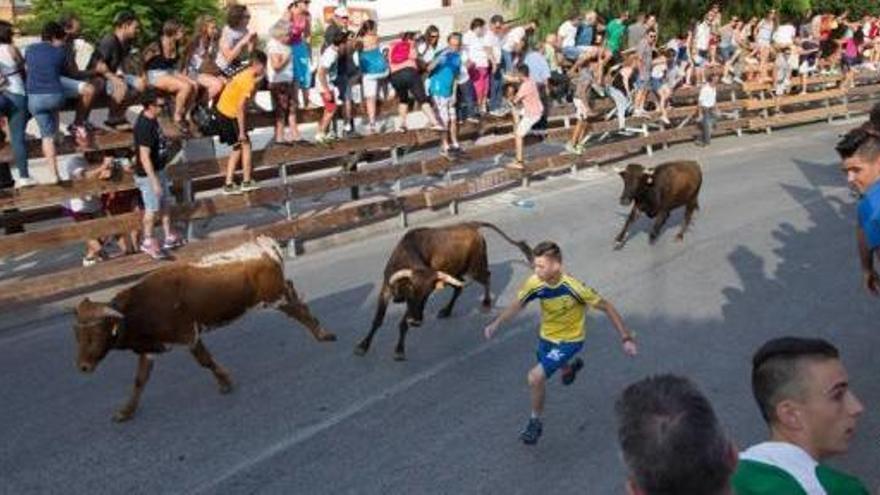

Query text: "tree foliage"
[23, 0, 221, 42]
[504, 0, 880, 41]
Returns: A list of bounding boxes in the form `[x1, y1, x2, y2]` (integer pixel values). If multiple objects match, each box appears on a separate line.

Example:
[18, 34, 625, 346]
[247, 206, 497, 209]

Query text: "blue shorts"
[535, 339, 584, 377]
[134, 169, 171, 213]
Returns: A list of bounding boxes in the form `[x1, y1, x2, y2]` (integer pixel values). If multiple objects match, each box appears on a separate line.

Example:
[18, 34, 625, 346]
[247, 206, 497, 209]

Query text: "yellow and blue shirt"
[516, 273, 603, 343]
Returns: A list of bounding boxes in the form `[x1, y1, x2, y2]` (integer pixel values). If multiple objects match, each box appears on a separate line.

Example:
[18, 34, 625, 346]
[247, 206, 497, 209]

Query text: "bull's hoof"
[217, 379, 234, 394]
[113, 408, 135, 423]
[649, 235, 659, 245]
[437, 308, 452, 319]
[392, 351, 407, 361]
[614, 240, 626, 250]
[674, 234, 685, 243]
[319, 331, 337, 342]
[480, 302, 492, 313]
[354, 345, 368, 357]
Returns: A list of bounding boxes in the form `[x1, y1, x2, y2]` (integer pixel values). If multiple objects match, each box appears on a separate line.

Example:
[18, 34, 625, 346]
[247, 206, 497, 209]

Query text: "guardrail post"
[183, 177, 195, 240]
[280, 161, 293, 220]
[825, 96, 833, 124]
[843, 92, 851, 121]
[642, 124, 653, 156]
[444, 169, 458, 216]
[759, 91, 772, 134]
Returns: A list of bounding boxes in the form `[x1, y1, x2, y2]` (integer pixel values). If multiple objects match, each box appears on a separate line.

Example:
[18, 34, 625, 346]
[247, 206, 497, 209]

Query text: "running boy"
[484, 241, 638, 445]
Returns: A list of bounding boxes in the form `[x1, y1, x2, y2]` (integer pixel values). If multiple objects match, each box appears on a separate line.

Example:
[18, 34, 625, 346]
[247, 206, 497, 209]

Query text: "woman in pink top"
[507, 64, 544, 169]
[287, 0, 312, 107]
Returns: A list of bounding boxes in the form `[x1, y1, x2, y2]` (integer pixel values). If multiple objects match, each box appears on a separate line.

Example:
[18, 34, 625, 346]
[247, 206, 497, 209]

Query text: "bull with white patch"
[355, 222, 533, 361]
[73, 236, 335, 422]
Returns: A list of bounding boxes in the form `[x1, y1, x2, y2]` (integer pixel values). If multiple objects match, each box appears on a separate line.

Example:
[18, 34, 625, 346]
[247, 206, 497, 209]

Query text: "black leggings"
[389, 67, 428, 106]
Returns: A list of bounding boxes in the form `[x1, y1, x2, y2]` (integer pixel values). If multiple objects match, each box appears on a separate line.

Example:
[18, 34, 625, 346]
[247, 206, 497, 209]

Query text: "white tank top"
[0, 44, 25, 95]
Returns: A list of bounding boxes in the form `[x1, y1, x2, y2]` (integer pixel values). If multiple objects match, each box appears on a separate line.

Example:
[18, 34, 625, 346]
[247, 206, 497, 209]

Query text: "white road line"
[189, 319, 533, 494]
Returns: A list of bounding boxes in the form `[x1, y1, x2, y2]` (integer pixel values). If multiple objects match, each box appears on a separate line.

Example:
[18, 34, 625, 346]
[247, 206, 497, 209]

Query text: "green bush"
[24, 0, 221, 43]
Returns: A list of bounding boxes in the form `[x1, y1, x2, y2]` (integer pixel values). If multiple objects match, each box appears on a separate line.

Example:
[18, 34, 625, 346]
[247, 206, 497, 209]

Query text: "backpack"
[389, 40, 411, 64]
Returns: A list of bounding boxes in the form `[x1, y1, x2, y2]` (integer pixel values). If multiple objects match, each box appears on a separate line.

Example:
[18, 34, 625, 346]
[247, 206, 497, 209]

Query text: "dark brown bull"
[615, 161, 703, 248]
[355, 222, 532, 361]
[73, 236, 335, 422]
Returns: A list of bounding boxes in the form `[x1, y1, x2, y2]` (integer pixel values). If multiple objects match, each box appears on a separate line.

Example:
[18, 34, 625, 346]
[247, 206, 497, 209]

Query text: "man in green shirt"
[733, 337, 869, 495]
[605, 11, 629, 59]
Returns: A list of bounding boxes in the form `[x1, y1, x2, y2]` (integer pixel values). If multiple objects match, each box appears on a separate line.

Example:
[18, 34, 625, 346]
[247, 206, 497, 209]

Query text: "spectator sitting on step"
[142, 19, 199, 137]
[57, 13, 98, 147]
[86, 10, 146, 130]
[182, 14, 227, 108]
[58, 151, 129, 266]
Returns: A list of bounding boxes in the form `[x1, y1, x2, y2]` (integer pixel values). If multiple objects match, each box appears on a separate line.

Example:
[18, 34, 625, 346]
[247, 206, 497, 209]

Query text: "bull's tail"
[473, 222, 533, 264]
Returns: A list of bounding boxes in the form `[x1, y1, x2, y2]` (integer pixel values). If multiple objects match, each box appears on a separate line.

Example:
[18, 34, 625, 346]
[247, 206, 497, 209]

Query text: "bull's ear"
[434, 280, 446, 291]
[646, 175, 654, 185]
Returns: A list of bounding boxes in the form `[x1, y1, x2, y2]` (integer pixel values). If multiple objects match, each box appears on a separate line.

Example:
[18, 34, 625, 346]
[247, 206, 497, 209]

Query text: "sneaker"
[721, 75, 733, 85]
[520, 417, 543, 445]
[140, 238, 168, 260]
[343, 122, 354, 133]
[466, 116, 481, 124]
[564, 142, 579, 155]
[16, 177, 37, 188]
[561, 357, 584, 386]
[575, 143, 587, 154]
[162, 234, 185, 250]
[660, 116, 672, 125]
[591, 83, 606, 98]
[82, 255, 99, 267]
[239, 180, 261, 192]
[439, 148, 453, 161]
[222, 182, 242, 195]
[315, 134, 332, 145]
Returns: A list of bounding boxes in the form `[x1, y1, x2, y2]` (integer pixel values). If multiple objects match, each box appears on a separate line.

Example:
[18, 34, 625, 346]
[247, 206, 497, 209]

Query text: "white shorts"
[362, 78, 379, 99]
[573, 98, 589, 120]
[433, 96, 456, 125]
[516, 113, 540, 137]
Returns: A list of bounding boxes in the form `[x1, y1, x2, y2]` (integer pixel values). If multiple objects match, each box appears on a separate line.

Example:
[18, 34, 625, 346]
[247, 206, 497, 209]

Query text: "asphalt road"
[1, 121, 878, 494]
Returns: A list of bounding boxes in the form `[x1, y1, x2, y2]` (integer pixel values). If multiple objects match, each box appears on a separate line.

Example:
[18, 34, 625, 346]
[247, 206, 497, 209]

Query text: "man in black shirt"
[133, 89, 182, 260]
[88, 10, 145, 128]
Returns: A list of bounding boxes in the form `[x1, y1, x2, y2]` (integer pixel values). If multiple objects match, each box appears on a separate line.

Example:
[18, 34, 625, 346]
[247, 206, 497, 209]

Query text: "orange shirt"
[216, 69, 256, 118]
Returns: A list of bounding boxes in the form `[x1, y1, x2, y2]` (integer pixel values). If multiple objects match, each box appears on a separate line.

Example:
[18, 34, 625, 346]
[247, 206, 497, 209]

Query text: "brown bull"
[73, 236, 335, 422]
[355, 222, 532, 361]
[615, 160, 703, 248]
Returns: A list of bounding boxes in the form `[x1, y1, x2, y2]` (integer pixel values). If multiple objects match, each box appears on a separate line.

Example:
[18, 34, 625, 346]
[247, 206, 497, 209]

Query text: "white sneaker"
[16, 177, 37, 188]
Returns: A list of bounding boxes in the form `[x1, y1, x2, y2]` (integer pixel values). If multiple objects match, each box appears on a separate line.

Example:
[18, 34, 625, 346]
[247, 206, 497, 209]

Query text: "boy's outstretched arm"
[595, 299, 638, 356]
[484, 299, 524, 339]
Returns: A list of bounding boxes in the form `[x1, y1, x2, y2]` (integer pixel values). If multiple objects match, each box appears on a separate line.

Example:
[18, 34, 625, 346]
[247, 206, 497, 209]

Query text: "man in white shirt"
[557, 12, 582, 61]
[484, 14, 506, 114]
[697, 74, 718, 146]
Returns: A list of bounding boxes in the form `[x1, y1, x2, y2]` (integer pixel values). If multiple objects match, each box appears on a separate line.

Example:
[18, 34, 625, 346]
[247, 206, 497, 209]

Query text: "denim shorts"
[27, 93, 64, 138]
[105, 74, 140, 97]
[147, 70, 175, 87]
[60, 76, 87, 99]
[134, 169, 171, 213]
[535, 338, 584, 377]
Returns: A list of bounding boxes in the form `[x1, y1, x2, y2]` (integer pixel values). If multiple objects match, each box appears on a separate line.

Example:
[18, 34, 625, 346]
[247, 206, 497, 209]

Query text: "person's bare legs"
[527, 365, 546, 417]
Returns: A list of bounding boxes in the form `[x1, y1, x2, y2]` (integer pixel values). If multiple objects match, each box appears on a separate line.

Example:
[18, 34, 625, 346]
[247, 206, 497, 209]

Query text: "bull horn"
[436, 271, 464, 287]
[101, 305, 124, 319]
[388, 269, 414, 285]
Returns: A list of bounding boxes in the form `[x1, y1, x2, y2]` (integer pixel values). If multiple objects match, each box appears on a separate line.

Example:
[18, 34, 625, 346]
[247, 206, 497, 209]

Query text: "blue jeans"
[700, 108, 716, 145]
[0, 91, 29, 178]
[456, 80, 477, 120]
[488, 67, 504, 111]
[28, 93, 64, 139]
